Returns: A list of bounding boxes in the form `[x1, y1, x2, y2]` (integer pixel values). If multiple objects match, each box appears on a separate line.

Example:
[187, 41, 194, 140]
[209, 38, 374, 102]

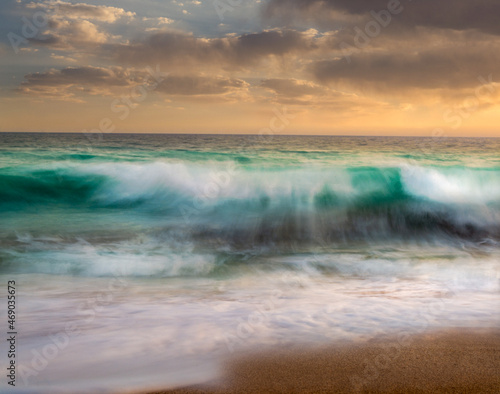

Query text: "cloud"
[20, 66, 134, 87]
[108, 29, 319, 70]
[265, 0, 500, 35]
[310, 39, 500, 93]
[259, 78, 390, 114]
[50, 53, 77, 62]
[257, 1, 500, 99]
[261, 78, 329, 97]
[25, 1, 133, 50]
[27, 1, 135, 23]
[17, 66, 249, 100]
[16, 66, 138, 101]
[142, 17, 174, 25]
[30, 19, 112, 49]
[157, 75, 249, 95]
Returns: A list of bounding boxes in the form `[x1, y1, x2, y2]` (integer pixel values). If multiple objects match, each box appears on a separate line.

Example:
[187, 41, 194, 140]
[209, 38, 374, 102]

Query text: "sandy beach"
[152, 328, 500, 393]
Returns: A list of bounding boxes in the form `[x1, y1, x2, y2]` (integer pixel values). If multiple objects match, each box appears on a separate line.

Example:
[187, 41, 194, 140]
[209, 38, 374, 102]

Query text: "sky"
[0, 0, 499, 136]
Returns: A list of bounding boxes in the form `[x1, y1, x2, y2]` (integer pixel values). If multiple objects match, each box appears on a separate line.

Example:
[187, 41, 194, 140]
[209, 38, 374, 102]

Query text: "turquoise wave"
[1, 161, 499, 246]
[1, 162, 499, 204]
[1, 134, 499, 278]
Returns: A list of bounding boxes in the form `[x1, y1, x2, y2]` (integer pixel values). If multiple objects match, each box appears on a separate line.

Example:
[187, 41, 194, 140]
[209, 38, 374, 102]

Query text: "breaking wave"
[1, 161, 499, 246]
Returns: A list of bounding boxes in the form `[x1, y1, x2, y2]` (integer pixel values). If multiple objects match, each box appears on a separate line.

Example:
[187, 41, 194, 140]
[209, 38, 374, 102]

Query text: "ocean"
[1, 133, 499, 392]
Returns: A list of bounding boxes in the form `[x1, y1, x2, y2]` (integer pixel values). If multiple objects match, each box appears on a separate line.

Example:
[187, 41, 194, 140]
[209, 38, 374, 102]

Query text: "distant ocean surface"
[1, 133, 499, 392]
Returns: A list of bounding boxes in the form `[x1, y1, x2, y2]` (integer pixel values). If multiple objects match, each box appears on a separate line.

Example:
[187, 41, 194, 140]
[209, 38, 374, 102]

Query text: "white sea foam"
[4, 251, 499, 392]
[401, 165, 500, 204]
[80, 161, 356, 207]
[68, 161, 500, 211]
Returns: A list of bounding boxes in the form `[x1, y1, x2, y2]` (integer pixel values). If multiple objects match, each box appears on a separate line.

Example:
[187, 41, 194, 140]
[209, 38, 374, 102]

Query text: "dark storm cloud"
[265, 0, 500, 35]
[259, 1, 500, 93]
[108, 29, 318, 69]
[310, 45, 500, 90]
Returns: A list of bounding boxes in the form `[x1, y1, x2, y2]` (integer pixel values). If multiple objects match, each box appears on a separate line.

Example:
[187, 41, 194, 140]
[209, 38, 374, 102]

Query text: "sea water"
[0, 133, 499, 392]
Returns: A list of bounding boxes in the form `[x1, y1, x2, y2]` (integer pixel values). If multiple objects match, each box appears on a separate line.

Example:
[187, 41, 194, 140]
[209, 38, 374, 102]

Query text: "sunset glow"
[1, 0, 499, 136]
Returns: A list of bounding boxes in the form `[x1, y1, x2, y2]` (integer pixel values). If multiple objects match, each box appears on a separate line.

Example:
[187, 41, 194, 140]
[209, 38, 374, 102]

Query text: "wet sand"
[151, 328, 500, 393]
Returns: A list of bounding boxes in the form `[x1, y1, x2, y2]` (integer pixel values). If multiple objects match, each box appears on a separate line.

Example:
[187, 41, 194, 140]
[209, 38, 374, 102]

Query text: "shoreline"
[149, 328, 500, 393]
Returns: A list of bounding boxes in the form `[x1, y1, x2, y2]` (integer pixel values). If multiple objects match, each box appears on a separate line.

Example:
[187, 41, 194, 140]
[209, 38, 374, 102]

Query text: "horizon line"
[1, 131, 499, 139]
